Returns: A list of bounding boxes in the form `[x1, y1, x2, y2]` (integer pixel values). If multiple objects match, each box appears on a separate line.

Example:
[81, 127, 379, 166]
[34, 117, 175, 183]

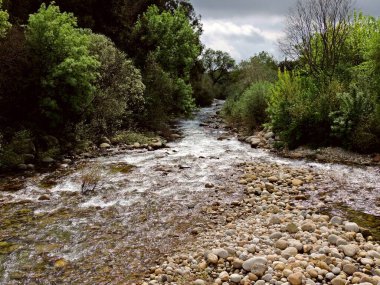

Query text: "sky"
[190, 0, 380, 62]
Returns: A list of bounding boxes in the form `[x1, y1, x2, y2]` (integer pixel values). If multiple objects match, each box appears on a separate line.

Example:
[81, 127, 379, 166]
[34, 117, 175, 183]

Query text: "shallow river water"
[0, 101, 379, 284]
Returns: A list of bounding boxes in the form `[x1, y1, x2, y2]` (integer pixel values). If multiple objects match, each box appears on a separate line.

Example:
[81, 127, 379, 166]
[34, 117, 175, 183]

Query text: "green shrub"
[268, 71, 337, 148]
[330, 87, 380, 152]
[111, 131, 154, 145]
[224, 81, 271, 132]
[0, 130, 33, 168]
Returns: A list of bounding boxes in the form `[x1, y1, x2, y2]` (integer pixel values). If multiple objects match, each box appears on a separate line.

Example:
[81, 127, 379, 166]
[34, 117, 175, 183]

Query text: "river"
[0, 101, 379, 284]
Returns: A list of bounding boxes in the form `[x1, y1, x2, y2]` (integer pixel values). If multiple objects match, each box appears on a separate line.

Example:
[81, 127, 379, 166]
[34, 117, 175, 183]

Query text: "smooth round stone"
[343, 264, 358, 275]
[212, 248, 229, 259]
[230, 274, 242, 283]
[332, 267, 341, 275]
[331, 277, 346, 285]
[341, 244, 359, 257]
[281, 247, 298, 259]
[275, 239, 289, 250]
[326, 272, 335, 280]
[360, 258, 374, 266]
[193, 279, 206, 285]
[344, 222, 359, 232]
[330, 216, 343, 225]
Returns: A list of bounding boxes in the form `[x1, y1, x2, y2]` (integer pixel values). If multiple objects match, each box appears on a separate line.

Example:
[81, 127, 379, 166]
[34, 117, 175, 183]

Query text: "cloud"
[191, 0, 380, 61]
[201, 19, 285, 61]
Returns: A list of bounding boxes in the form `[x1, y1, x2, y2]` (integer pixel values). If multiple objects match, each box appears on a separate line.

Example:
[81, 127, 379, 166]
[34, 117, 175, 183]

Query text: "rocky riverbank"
[141, 161, 380, 285]
[238, 130, 380, 167]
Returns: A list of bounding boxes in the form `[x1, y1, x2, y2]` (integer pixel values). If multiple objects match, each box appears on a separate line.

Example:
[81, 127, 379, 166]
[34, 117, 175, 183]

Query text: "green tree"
[202, 49, 235, 85]
[0, 0, 11, 38]
[26, 3, 99, 131]
[88, 34, 145, 134]
[132, 5, 201, 78]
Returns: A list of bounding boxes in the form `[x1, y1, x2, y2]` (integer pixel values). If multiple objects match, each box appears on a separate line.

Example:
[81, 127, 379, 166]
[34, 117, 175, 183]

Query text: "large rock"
[242, 256, 267, 271]
[288, 272, 304, 285]
[330, 216, 343, 225]
[99, 143, 111, 149]
[301, 221, 316, 232]
[250, 137, 261, 148]
[341, 244, 359, 257]
[230, 274, 242, 283]
[343, 263, 358, 275]
[212, 248, 229, 259]
[331, 277, 346, 285]
[281, 247, 298, 259]
[268, 214, 282, 225]
[251, 264, 268, 277]
[206, 252, 218, 264]
[286, 222, 299, 233]
[344, 222, 360, 232]
[275, 239, 289, 250]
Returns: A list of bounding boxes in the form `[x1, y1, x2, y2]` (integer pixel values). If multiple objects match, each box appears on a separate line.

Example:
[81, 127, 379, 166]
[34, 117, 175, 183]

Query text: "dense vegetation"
[0, 0, 224, 169]
[223, 0, 380, 153]
[1, 0, 379, 170]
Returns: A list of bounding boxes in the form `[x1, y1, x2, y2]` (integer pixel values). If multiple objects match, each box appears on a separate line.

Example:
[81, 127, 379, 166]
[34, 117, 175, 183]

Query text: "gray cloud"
[191, 0, 380, 61]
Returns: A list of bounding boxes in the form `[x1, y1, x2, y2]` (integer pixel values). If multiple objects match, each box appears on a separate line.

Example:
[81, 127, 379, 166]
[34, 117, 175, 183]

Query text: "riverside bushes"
[223, 9, 380, 154]
[0, 1, 203, 169]
[224, 82, 271, 132]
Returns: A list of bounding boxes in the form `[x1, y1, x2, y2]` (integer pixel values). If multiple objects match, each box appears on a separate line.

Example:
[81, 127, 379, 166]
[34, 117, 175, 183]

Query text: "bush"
[268, 71, 337, 148]
[330, 87, 380, 152]
[223, 82, 271, 132]
[191, 74, 214, 107]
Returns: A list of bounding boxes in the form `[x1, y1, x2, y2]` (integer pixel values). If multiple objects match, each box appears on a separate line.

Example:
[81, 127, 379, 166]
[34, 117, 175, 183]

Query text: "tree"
[0, 0, 11, 38]
[88, 34, 145, 134]
[280, 0, 353, 80]
[202, 49, 235, 85]
[26, 3, 99, 132]
[132, 5, 201, 78]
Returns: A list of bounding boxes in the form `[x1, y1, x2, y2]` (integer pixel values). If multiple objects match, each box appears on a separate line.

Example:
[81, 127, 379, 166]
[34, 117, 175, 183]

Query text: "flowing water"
[0, 101, 379, 284]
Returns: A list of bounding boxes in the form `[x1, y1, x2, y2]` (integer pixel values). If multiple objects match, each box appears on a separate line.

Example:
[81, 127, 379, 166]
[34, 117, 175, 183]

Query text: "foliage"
[88, 34, 145, 135]
[26, 3, 99, 131]
[202, 49, 235, 84]
[226, 52, 278, 99]
[191, 74, 215, 106]
[330, 87, 380, 151]
[223, 82, 271, 132]
[267, 71, 337, 148]
[132, 5, 201, 79]
[0, 130, 33, 168]
[111, 131, 154, 145]
[132, 6, 199, 126]
[0, 0, 11, 38]
[140, 58, 195, 129]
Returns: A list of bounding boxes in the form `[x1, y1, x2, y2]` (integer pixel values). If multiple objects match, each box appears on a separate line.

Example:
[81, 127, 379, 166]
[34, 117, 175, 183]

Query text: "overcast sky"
[190, 0, 380, 62]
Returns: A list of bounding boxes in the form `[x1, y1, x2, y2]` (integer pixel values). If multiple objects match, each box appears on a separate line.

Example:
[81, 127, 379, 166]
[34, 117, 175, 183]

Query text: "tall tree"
[280, 0, 353, 80]
[202, 49, 235, 85]
[26, 3, 99, 131]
